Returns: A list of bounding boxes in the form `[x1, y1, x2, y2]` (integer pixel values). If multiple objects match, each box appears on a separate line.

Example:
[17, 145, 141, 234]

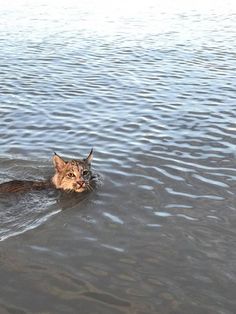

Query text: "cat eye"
[83, 170, 89, 176]
[67, 172, 76, 178]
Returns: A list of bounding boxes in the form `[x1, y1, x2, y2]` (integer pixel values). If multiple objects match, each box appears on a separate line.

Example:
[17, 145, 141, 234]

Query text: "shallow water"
[1, 0, 236, 313]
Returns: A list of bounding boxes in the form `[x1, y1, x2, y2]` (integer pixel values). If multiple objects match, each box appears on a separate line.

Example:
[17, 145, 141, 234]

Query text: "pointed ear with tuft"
[53, 152, 66, 172]
[85, 148, 93, 164]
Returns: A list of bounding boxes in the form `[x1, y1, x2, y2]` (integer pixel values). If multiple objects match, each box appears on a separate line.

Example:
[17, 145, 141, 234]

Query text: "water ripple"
[0, 1, 236, 313]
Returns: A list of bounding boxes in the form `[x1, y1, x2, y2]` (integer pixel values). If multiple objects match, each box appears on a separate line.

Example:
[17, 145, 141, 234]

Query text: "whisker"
[87, 183, 94, 192]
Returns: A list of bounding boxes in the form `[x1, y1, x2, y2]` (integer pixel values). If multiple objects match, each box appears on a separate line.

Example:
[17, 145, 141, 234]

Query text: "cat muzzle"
[77, 181, 86, 189]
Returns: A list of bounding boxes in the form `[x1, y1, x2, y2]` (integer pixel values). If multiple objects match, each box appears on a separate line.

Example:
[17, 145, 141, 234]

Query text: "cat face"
[52, 149, 93, 192]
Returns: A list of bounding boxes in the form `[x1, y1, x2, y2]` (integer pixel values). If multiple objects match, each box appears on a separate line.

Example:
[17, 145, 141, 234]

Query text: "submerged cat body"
[0, 149, 94, 193]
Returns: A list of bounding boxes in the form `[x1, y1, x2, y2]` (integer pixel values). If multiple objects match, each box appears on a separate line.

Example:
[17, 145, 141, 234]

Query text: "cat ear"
[53, 152, 66, 172]
[85, 148, 93, 164]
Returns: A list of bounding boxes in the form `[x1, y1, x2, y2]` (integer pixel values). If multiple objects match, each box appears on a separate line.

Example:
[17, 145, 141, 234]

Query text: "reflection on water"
[0, 0, 236, 313]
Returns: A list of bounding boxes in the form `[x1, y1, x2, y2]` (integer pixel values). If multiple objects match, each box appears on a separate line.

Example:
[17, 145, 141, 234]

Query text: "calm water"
[1, 0, 236, 313]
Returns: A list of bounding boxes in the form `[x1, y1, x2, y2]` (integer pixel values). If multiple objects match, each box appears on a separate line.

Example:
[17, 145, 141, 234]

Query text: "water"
[1, 0, 236, 313]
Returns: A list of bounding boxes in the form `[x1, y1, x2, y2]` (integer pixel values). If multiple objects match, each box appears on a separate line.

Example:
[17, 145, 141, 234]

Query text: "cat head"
[52, 149, 94, 193]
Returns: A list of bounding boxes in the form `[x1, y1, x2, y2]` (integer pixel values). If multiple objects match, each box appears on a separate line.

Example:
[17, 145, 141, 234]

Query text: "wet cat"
[0, 149, 94, 193]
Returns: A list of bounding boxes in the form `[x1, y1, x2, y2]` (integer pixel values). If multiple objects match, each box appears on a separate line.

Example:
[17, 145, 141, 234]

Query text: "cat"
[0, 149, 94, 193]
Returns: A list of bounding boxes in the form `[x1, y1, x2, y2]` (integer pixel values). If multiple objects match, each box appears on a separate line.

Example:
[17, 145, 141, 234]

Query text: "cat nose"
[77, 180, 85, 187]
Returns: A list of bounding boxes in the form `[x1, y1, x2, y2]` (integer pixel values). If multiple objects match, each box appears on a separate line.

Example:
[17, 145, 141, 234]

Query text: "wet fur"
[0, 180, 51, 193]
[0, 150, 94, 193]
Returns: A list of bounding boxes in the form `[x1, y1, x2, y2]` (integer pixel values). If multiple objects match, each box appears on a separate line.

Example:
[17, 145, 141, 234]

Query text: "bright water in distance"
[0, 0, 236, 313]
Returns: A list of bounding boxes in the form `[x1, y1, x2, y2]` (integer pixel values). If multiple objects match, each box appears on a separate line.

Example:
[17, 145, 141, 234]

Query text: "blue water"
[0, 1, 236, 313]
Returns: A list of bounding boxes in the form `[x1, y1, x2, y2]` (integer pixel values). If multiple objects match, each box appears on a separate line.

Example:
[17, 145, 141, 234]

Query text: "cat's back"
[0, 180, 51, 193]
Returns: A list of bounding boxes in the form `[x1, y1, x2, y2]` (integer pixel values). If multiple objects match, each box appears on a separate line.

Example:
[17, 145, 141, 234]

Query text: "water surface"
[0, 1, 236, 313]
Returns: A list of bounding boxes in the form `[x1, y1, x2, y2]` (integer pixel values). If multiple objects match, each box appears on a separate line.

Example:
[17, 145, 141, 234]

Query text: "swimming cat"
[0, 149, 94, 193]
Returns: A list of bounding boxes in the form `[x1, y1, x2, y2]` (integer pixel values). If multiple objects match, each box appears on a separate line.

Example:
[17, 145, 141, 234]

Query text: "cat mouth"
[75, 188, 85, 192]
